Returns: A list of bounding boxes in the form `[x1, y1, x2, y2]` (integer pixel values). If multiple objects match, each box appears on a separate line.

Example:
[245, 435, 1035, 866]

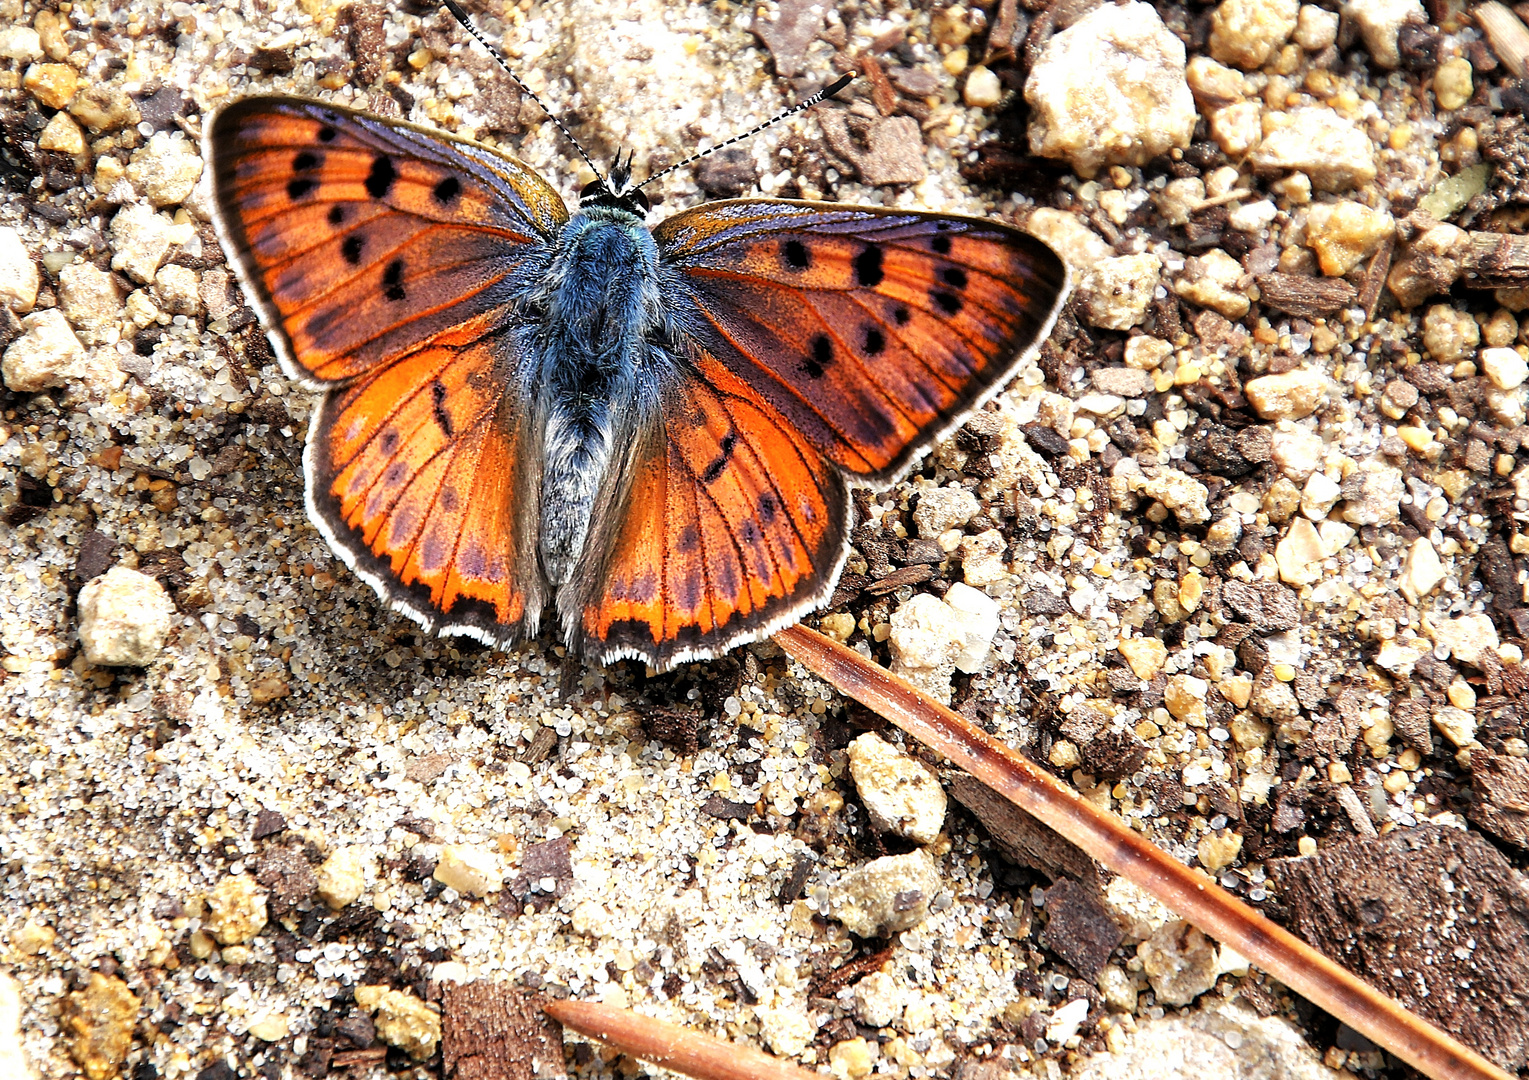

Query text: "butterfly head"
[579, 149, 650, 215]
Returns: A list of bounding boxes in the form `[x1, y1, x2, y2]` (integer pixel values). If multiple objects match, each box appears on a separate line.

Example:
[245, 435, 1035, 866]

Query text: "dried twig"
[1476, 1, 1529, 78]
[542, 999, 819, 1080]
[773, 624, 1513, 1080]
[1463, 232, 1529, 288]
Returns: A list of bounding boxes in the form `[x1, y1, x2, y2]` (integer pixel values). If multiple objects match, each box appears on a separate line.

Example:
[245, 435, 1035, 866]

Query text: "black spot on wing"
[757, 492, 778, 523]
[853, 246, 884, 287]
[802, 334, 832, 380]
[931, 234, 952, 255]
[784, 238, 810, 270]
[932, 290, 962, 315]
[893, 306, 910, 326]
[341, 235, 365, 265]
[431, 380, 453, 438]
[942, 266, 968, 289]
[365, 154, 396, 199]
[433, 175, 461, 205]
[702, 430, 738, 485]
[328, 205, 346, 225]
[383, 259, 406, 302]
[863, 326, 885, 355]
[287, 177, 317, 200]
[293, 150, 320, 173]
[318, 125, 337, 142]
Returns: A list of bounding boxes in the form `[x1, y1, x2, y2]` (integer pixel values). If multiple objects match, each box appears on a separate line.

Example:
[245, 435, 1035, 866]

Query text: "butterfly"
[205, 84, 1068, 671]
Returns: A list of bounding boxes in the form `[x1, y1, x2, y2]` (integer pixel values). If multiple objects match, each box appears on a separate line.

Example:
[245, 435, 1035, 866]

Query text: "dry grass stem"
[774, 623, 1513, 1080]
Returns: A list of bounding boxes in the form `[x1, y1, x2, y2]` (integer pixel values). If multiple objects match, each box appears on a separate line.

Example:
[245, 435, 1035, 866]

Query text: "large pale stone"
[1244, 367, 1329, 420]
[1249, 107, 1376, 191]
[77, 566, 175, 666]
[828, 850, 942, 937]
[1025, 2, 1196, 177]
[847, 732, 947, 845]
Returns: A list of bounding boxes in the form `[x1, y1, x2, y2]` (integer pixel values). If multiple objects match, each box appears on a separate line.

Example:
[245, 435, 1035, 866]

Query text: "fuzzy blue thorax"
[531, 206, 665, 586]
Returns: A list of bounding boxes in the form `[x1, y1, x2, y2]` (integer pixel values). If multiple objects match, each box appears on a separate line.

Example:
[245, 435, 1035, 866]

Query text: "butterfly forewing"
[654, 201, 1068, 483]
[207, 96, 568, 386]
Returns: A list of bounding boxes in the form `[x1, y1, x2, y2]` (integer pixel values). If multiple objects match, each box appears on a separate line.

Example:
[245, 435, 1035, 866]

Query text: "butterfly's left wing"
[653, 200, 1069, 484]
[207, 97, 567, 646]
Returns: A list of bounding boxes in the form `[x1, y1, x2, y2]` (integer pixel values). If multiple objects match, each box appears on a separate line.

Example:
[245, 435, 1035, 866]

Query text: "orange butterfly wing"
[208, 97, 561, 644]
[653, 201, 1069, 482]
[572, 351, 848, 669]
[207, 96, 566, 386]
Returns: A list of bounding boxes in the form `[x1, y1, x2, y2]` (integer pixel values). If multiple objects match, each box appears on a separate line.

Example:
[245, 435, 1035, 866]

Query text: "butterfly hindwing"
[573, 350, 849, 669]
[206, 96, 568, 386]
[307, 312, 543, 644]
[654, 201, 1069, 483]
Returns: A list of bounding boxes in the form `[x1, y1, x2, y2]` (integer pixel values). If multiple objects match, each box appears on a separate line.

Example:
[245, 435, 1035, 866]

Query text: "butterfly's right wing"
[570, 349, 849, 671]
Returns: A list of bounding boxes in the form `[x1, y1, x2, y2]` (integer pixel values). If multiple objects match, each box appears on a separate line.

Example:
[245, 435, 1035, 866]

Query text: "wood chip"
[858, 53, 897, 116]
[1255, 273, 1358, 318]
[864, 563, 935, 596]
[442, 983, 566, 1080]
[1357, 234, 1394, 318]
[1268, 826, 1529, 1072]
[1463, 232, 1529, 287]
[1477, 1, 1529, 77]
[947, 773, 1101, 892]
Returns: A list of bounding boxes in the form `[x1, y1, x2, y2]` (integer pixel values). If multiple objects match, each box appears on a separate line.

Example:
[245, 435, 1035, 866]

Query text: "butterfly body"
[207, 96, 1068, 670]
[527, 204, 670, 587]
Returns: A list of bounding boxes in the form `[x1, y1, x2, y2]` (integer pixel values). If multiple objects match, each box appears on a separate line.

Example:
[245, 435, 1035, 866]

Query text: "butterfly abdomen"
[534, 209, 669, 586]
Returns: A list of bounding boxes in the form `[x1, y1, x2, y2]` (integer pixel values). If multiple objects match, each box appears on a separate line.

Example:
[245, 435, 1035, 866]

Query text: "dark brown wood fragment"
[1468, 749, 1529, 849]
[442, 983, 566, 1080]
[1037, 877, 1122, 979]
[948, 774, 1101, 892]
[1357, 234, 1394, 318]
[1463, 231, 1529, 286]
[1267, 826, 1529, 1071]
[1255, 273, 1357, 318]
[864, 564, 935, 596]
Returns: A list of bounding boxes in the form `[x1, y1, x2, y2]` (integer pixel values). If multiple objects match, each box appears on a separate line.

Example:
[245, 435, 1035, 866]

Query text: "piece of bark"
[864, 564, 935, 596]
[1463, 232, 1529, 287]
[1357, 235, 1394, 318]
[1255, 273, 1357, 318]
[1267, 826, 1529, 1072]
[1468, 749, 1529, 850]
[1037, 877, 1122, 979]
[948, 773, 1101, 893]
[442, 983, 566, 1080]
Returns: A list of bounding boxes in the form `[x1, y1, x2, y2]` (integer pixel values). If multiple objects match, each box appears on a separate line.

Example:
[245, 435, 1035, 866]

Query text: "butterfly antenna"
[441, 0, 607, 187]
[634, 72, 854, 193]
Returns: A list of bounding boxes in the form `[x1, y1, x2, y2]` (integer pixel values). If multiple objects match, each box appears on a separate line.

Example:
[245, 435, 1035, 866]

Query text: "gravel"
[3, 0, 1529, 1078]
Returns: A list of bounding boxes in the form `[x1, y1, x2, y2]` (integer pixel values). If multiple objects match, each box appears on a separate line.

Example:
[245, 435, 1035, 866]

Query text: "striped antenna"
[633, 73, 854, 193]
[441, 0, 607, 187]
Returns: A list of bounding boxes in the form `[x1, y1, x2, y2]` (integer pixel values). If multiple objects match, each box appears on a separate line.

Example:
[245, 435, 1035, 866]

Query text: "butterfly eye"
[625, 188, 651, 214]
[579, 179, 607, 201]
